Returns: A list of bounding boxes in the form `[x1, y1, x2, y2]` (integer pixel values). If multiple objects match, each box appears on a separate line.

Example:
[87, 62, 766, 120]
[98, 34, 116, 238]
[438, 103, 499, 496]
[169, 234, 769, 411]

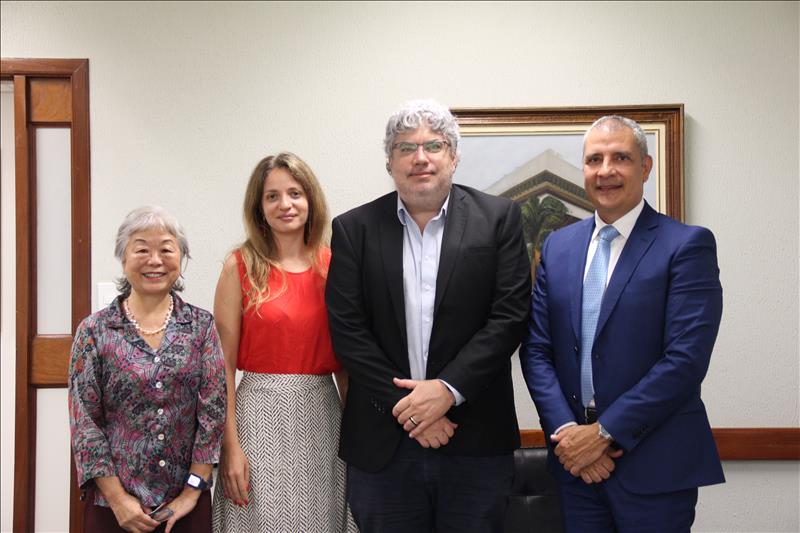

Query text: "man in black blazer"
[325, 99, 531, 532]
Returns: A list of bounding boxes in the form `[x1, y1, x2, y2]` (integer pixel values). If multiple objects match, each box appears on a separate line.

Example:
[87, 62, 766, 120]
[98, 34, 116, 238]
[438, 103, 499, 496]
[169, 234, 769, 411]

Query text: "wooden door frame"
[1, 57, 90, 533]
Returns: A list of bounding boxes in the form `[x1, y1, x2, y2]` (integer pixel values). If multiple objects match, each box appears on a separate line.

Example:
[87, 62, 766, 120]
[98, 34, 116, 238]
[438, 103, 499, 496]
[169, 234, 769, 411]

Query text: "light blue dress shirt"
[554, 198, 645, 435]
[397, 194, 465, 405]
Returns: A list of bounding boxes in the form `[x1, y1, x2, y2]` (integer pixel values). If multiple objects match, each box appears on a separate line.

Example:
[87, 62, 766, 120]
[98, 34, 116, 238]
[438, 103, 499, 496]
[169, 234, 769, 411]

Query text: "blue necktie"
[581, 225, 620, 407]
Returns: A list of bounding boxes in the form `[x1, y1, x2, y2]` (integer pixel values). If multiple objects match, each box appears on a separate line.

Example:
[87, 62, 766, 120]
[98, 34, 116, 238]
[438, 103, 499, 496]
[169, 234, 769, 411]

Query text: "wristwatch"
[184, 472, 211, 490]
[598, 423, 613, 441]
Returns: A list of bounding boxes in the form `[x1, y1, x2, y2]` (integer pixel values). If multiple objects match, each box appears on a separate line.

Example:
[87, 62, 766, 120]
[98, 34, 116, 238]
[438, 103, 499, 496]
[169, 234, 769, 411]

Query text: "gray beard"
[398, 180, 452, 213]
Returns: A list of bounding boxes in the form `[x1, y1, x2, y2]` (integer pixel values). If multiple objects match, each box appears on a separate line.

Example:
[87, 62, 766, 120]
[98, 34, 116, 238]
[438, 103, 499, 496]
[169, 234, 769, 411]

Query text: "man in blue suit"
[521, 115, 724, 532]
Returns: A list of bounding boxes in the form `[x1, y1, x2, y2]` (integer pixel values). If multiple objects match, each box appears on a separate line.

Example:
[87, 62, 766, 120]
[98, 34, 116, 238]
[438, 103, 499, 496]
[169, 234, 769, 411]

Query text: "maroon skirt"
[83, 485, 211, 533]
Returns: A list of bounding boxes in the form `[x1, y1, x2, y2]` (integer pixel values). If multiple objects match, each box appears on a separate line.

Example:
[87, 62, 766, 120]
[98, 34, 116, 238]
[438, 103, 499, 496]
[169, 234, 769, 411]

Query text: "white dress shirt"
[397, 194, 464, 405]
[583, 199, 645, 284]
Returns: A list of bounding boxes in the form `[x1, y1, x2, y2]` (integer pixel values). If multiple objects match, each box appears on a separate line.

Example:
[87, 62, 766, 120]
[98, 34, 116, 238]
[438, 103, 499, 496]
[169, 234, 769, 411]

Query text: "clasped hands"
[106, 489, 199, 533]
[391, 377, 457, 449]
[551, 423, 624, 484]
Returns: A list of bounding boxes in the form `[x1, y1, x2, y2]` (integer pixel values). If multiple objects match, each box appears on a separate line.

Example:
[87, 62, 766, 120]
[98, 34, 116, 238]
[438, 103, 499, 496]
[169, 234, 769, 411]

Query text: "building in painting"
[483, 149, 594, 267]
[484, 148, 594, 223]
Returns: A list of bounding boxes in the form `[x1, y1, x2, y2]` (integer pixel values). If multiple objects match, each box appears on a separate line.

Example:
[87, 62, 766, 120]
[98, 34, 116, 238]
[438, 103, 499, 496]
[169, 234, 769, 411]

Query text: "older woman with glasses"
[69, 206, 226, 533]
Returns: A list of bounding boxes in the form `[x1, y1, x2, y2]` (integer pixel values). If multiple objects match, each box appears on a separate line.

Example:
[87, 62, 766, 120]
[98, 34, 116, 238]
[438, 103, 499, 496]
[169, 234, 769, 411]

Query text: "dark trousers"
[83, 486, 212, 533]
[347, 436, 514, 533]
[558, 473, 698, 533]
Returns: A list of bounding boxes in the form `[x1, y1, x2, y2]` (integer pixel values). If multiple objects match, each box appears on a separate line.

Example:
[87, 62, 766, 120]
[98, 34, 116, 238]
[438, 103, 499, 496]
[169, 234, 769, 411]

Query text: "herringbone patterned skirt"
[212, 372, 357, 532]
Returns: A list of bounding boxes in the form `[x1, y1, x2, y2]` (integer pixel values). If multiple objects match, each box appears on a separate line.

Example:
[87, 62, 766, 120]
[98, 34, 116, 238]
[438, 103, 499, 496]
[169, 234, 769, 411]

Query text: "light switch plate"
[97, 282, 117, 312]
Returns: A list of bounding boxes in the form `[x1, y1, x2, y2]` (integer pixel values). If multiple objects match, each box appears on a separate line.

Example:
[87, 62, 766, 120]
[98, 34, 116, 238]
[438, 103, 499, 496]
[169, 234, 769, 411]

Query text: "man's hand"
[392, 378, 455, 438]
[577, 448, 624, 484]
[550, 423, 611, 476]
[414, 416, 458, 449]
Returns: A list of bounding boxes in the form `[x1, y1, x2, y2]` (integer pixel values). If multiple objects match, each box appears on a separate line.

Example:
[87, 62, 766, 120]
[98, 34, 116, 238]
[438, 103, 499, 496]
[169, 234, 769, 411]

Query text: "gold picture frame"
[452, 105, 684, 267]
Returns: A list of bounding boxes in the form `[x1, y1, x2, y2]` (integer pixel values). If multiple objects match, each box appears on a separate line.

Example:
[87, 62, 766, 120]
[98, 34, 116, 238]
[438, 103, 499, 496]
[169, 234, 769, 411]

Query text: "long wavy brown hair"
[238, 152, 329, 312]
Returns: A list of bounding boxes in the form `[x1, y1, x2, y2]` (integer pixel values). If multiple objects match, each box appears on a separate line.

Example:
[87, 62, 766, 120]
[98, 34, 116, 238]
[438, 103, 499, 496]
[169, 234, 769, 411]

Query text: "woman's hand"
[220, 441, 250, 506]
[161, 489, 202, 533]
[96, 476, 160, 533]
[107, 491, 160, 533]
[215, 256, 249, 506]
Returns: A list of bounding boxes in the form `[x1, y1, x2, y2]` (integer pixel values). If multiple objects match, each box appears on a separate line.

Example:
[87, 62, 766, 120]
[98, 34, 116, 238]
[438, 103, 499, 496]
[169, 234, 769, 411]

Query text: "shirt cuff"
[439, 379, 465, 406]
[553, 421, 578, 435]
[598, 422, 614, 441]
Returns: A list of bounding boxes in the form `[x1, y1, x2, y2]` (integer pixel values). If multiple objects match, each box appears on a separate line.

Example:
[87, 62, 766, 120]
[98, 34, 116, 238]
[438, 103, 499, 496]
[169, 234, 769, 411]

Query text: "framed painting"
[451, 105, 684, 269]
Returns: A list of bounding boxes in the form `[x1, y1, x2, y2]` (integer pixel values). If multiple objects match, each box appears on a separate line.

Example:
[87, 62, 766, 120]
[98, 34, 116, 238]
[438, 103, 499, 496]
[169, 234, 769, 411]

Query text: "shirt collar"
[396, 193, 450, 226]
[105, 295, 127, 328]
[592, 198, 644, 241]
[106, 290, 191, 328]
[172, 292, 194, 324]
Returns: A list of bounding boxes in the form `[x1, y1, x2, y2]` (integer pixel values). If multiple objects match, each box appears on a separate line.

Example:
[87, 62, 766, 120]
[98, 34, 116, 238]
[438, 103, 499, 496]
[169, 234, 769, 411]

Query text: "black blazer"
[326, 185, 532, 472]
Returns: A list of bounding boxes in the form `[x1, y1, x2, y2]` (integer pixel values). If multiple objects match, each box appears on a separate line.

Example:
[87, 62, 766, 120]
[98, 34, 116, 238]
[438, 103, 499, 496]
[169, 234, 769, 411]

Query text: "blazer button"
[574, 345, 579, 352]
[571, 394, 577, 401]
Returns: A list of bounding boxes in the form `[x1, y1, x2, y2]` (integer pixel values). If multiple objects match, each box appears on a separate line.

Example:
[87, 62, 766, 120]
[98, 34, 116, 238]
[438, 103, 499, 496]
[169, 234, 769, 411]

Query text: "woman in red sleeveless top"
[211, 153, 356, 532]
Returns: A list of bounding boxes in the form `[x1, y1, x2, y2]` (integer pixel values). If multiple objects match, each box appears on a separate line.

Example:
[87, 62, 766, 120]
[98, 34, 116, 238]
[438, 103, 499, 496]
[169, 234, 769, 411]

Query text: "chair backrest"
[504, 447, 563, 533]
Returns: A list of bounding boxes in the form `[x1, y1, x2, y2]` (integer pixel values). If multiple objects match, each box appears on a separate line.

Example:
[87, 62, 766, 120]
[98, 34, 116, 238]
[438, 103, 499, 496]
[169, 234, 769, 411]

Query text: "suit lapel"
[378, 193, 408, 357]
[570, 219, 595, 344]
[595, 203, 659, 339]
[434, 187, 467, 318]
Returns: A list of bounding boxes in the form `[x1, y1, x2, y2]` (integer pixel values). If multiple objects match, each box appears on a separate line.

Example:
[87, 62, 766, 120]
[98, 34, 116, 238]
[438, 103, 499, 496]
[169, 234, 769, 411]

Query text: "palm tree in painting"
[520, 195, 568, 271]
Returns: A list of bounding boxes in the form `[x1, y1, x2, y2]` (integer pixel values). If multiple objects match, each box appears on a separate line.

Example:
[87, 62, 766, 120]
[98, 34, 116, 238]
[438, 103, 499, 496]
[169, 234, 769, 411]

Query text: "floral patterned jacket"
[68, 292, 226, 507]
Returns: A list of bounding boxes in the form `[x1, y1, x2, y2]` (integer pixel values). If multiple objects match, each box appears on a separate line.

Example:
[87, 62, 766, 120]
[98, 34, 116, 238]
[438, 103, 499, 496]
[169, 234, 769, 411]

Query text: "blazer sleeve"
[520, 235, 577, 436]
[325, 215, 407, 409]
[436, 200, 532, 400]
[600, 226, 723, 451]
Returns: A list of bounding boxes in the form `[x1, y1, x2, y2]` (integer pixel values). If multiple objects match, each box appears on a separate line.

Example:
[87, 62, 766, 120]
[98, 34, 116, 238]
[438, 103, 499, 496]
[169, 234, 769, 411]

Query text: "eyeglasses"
[391, 139, 450, 156]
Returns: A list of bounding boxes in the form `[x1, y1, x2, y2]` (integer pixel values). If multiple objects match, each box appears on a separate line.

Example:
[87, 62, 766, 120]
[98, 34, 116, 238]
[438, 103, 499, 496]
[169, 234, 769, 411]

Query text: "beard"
[396, 173, 453, 213]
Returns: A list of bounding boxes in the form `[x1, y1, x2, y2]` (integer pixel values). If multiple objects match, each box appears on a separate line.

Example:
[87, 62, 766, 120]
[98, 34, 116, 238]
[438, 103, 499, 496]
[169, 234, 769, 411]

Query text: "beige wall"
[1, 1, 798, 531]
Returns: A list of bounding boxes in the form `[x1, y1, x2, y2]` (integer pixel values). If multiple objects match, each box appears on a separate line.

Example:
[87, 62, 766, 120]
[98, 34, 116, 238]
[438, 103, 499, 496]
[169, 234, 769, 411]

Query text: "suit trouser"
[558, 471, 698, 533]
[346, 436, 514, 533]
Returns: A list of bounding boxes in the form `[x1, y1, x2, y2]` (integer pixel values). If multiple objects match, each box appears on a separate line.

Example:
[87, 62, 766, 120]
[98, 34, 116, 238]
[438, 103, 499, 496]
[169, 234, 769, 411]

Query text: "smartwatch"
[184, 472, 211, 490]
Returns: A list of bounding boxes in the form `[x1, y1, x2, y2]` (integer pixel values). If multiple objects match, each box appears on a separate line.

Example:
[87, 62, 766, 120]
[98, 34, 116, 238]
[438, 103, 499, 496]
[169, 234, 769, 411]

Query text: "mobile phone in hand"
[148, 502, 173, 522]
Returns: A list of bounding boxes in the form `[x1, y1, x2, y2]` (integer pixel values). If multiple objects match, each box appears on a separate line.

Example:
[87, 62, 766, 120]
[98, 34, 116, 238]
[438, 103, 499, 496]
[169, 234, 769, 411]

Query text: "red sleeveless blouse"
[234, 248, 341, 374]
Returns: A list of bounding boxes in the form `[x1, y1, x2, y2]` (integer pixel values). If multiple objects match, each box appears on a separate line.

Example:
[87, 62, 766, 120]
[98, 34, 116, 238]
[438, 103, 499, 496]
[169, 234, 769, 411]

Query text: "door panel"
[1, 58, 90, 533]
[35, 127, 72, 336]
[34, 389, 71, 531]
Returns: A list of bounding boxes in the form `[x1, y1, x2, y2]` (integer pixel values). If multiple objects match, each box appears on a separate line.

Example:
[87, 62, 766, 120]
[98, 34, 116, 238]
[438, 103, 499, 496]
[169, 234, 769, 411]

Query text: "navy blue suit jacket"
[521, 202, 725, 494]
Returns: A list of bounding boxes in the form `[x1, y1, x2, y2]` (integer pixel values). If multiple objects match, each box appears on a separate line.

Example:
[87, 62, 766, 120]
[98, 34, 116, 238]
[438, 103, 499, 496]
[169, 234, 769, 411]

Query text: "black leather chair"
[504, 447, 563, 533]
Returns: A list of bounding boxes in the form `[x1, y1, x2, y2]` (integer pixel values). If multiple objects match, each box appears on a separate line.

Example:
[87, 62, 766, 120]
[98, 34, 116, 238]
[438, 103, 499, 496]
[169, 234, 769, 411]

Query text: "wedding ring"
[409, 416, 419, 426]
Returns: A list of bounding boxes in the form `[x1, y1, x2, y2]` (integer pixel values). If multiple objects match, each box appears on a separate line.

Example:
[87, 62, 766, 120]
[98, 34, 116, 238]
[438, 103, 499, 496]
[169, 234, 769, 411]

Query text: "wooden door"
[1, 58, 90, 533]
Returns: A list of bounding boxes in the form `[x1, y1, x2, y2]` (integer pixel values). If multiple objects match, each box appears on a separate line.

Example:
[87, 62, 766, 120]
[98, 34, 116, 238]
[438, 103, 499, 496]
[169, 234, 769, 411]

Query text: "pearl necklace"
[123, 294, 173, 335]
